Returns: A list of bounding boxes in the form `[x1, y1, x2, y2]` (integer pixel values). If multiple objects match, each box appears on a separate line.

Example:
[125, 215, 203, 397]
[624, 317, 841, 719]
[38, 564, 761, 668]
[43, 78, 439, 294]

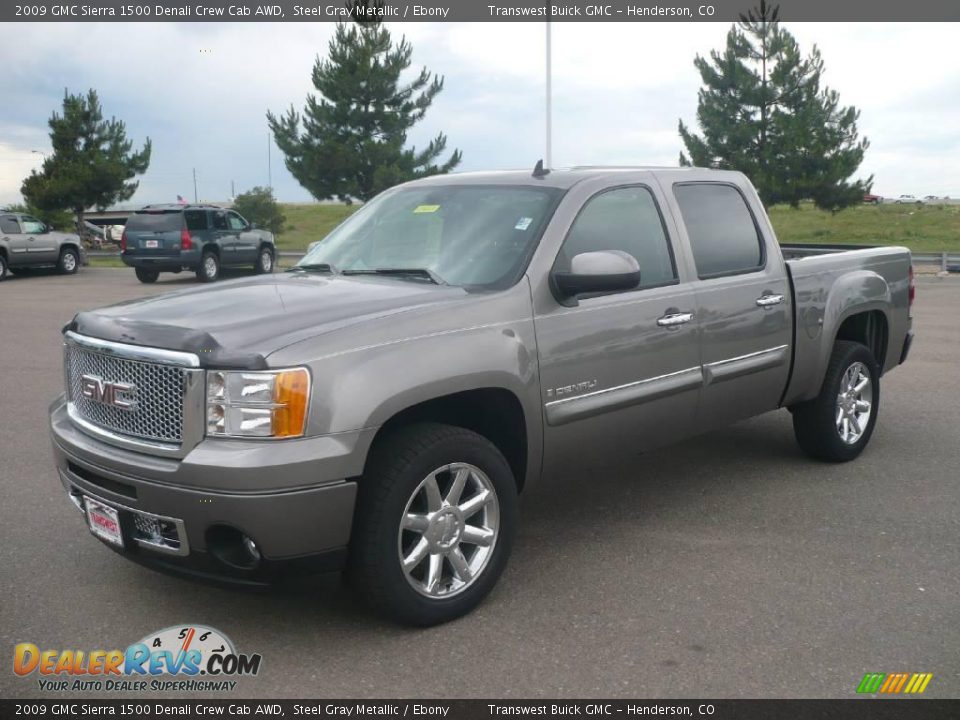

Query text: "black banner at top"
[4, 0, 960, 23]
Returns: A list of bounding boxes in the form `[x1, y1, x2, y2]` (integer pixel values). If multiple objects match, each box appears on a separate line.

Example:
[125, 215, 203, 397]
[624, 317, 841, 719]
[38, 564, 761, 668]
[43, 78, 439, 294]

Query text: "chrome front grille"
[66, 344, 185, 443]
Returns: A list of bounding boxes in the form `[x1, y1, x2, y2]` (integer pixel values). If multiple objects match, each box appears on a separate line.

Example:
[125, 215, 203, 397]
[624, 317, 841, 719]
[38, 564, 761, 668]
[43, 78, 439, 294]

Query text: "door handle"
[755, 294, 784, 307]
[657, 312, 694, 327]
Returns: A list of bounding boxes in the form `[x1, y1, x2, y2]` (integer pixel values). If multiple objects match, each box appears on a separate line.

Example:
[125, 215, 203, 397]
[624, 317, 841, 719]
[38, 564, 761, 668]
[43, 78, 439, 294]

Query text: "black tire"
[0, 254, 7, 280]
[57, 247, 80, 275]
[254, 246, 274, 274]
[348, 422, 519, 626]
[197, 251, 220, 282]
[792, 340, 880, 462]
[135, 267, 160, 284]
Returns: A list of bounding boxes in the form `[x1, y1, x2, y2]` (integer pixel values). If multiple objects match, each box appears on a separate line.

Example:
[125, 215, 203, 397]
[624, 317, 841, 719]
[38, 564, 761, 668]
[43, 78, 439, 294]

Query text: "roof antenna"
[532, 159, 550, 178]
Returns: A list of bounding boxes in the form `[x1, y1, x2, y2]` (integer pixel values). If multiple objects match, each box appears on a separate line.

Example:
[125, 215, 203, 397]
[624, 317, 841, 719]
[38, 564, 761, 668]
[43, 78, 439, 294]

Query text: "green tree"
[21, 89, 151, 230]
[678, 1, 870, 211]
[268, 12, 461, 203]
[232, 186, 286, 235]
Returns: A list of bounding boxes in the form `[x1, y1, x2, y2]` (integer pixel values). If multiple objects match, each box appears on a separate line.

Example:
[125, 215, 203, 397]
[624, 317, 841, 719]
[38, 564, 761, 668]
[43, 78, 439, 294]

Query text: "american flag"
[177, 195, 187, 205]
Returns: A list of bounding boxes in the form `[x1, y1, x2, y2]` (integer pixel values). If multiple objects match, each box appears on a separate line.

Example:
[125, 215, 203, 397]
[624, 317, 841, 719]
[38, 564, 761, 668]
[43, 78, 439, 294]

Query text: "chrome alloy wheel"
[260, 250, 273, 272]
[62, 252, 77, 272]
[398, 462, 500, 599]
[836, 361, 873, 445]
[203, 255, 218, 278]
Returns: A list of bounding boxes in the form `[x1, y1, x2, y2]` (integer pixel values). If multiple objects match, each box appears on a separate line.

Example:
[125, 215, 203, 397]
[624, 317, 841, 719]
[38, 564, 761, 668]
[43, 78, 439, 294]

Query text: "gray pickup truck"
[49, 167, 914, 625]
[0, 212, 85, 279]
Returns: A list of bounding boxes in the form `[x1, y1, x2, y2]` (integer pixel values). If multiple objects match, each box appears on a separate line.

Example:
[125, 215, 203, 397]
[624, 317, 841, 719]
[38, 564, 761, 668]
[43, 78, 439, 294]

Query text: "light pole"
[545, 22, 552, 169]
[31, 150, 47, 162]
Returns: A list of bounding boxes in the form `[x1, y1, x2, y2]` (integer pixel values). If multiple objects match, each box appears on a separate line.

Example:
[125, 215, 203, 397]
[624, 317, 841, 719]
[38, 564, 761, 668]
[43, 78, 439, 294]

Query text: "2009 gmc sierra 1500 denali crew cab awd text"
[49, 167, 914, 625]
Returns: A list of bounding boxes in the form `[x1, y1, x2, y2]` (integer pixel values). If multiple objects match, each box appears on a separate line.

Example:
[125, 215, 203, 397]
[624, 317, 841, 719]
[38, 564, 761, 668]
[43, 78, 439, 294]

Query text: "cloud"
[1, 21, 958, 207]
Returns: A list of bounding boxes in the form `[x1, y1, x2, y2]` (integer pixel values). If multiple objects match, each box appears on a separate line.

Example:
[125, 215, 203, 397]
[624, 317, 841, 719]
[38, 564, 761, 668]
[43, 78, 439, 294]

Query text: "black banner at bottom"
[1, 700, 958, 720]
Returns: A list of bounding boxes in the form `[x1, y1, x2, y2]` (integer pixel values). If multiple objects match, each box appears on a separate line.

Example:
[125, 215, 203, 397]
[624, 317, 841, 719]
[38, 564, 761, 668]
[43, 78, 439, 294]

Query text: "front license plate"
[145, 240, 159, 248]
[84, 497, 124, 547]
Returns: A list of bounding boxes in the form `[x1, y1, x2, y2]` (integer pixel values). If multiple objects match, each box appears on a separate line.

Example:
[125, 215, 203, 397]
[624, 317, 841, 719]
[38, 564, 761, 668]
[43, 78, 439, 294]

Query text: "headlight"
[206, 368, 310, 438]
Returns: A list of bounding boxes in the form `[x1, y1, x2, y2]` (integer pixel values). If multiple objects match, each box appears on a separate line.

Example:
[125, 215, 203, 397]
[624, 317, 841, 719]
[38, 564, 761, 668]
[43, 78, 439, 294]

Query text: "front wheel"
[58, 248, 79, 275]
[792, 341, 880, 462]
[348, 423, 518, 626]
[254, 246, 274, 274]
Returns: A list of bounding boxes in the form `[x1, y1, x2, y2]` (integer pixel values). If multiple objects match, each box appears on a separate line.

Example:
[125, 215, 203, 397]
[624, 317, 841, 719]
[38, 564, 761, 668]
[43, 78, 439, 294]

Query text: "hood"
[67, 273, 471, 369]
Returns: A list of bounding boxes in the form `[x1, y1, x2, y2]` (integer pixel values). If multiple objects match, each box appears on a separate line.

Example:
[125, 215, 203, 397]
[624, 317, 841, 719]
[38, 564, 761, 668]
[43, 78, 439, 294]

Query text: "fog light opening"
[206, 525, 262, 570]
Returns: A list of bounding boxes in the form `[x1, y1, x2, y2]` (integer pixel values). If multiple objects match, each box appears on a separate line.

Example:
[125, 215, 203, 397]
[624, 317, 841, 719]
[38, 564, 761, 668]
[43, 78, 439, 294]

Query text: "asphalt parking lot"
[1, 267, 958, 699]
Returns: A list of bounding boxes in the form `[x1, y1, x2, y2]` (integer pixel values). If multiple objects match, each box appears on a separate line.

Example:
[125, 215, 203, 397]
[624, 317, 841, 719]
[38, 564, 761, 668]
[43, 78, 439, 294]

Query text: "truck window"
[126, 211, 183, 232]
[673, 183, 763, 278]
[557, 186, 676, 289]
[0, 216, 20, 234]
[184, 210, 208, 231]
[227, 212, 247, 231]
[212, 211, 228, 231]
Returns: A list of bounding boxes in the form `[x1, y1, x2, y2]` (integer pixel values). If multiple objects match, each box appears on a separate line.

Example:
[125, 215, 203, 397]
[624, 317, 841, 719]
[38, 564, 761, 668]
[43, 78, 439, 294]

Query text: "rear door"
[124, 210, 184, 258]
[533, 180, 703, 474]
[0, 215, 26, 265]
[670, 181, 791, 431]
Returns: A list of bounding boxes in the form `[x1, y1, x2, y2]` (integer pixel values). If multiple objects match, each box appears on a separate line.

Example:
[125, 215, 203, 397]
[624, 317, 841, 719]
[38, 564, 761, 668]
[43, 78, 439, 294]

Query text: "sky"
[1, 21, 958, 207]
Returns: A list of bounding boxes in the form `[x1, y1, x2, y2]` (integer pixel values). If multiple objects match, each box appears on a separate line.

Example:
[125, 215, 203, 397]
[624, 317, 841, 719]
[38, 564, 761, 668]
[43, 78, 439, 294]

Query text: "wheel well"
[835, 311, 888, 368]
[203, 244, 220, 256]
[60, 243, 80, 256]
[370, 389, 528, 492]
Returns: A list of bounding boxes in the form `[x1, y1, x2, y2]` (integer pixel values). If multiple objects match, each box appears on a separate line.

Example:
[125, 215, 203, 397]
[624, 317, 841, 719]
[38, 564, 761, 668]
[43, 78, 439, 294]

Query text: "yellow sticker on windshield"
[413, 204, 440, 214]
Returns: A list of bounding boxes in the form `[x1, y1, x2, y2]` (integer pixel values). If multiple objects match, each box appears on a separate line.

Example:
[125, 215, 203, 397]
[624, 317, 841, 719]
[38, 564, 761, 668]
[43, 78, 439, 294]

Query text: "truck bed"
[780, 244, 913, 407]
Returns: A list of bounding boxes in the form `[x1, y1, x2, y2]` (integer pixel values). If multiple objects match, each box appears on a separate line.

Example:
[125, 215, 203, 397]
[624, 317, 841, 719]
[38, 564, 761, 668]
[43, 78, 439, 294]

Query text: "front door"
[228, 211, 258, 264]
[535, 184, 702, 475]
[20, 215, 59, 263]
[0, 214, 27, 265]
[211, 210, 238, 265]
[671, 182, 792, 431]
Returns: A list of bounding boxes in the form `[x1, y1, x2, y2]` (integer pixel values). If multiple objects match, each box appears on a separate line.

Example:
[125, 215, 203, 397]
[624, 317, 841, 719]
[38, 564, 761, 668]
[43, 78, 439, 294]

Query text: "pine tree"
[678, 1, 870, 211]
[268, 11, 461, 203]
[21, 89, 151, 230]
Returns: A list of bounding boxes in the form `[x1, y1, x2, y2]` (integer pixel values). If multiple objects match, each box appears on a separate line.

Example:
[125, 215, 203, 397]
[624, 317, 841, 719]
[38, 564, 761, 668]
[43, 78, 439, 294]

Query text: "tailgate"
[124, 211, 183, 255]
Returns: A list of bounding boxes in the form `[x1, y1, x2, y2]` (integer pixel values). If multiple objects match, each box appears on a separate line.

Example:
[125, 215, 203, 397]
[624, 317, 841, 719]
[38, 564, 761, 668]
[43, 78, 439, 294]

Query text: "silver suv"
[0, 212, 85, 279]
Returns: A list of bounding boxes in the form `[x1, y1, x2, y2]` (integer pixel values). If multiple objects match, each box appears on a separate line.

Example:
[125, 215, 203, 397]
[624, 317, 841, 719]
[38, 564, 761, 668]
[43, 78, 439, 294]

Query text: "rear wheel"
[58, 248, 79, 275]
[135, 267, 160, 284]
[348, 423, 518, 626]
[0, 254, 7, 280]
[254, 246, 274, 274]
[197, 251, 220, 282]
[792, 341, 880, 462]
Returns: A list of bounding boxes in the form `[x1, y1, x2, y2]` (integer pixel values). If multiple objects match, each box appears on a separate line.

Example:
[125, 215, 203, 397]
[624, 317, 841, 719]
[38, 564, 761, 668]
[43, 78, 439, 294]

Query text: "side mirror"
[552, 250, 641, 301]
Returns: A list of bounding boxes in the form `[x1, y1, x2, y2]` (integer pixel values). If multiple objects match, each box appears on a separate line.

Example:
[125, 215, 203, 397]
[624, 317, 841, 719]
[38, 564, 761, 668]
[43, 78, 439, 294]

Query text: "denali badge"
[79, 374, 137, 410]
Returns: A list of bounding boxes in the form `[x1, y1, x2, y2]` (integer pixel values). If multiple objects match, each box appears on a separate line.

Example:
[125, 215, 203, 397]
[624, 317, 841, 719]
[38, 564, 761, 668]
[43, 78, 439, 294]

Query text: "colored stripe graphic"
[857, 672, 932, 694]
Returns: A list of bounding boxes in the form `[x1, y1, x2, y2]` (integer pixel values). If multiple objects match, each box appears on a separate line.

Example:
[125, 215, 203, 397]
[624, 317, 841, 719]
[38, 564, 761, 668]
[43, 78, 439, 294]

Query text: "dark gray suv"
[121, 204, 276, 283]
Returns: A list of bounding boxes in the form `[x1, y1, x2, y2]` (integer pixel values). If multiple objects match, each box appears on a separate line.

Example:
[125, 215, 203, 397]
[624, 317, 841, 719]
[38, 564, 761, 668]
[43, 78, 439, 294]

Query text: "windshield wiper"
[342, 268, 447, 285]
[287, 262, 339, 274]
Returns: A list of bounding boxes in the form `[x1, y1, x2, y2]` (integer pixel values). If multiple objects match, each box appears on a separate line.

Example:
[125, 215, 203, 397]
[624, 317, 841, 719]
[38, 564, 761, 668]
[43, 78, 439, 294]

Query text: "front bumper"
[50, 395, 371, 584]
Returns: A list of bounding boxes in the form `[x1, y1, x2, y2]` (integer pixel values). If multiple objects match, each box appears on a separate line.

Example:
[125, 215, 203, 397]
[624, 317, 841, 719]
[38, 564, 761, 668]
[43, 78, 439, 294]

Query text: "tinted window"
[557, 186, 676, 289]
[126, 211, 183, 232]
[21, 216, 46, 233]
[227, 212, 246, 231]
[674, 184, 763, 277]
[0, 216, 21, 233]
[184, 210, 208, 231]
[212, 211, 228, 231]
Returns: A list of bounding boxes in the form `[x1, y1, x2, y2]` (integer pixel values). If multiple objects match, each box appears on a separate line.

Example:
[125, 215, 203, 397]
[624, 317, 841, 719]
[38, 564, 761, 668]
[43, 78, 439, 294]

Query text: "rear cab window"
[126, 211, 184, 232]
[184, 210, 208, 231]
[0, 215, 20, 234]
[673, 183, 764, 278]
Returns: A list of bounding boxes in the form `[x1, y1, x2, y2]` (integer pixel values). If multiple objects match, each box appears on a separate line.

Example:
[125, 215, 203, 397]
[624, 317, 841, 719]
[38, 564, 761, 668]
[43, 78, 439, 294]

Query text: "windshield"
[296, 184, 562, 288]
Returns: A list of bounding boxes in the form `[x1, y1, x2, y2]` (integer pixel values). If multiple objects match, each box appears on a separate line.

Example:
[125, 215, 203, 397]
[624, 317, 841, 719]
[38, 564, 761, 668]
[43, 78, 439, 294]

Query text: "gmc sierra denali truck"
[49, 167, 914, 625]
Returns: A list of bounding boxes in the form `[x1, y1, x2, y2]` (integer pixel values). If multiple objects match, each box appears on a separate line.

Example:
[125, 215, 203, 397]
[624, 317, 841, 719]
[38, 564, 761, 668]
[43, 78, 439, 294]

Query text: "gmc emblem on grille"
[80, 374, 137, 410]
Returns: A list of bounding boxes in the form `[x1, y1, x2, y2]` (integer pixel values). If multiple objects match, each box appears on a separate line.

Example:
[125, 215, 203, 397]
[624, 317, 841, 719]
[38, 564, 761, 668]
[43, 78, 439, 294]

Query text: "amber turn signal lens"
[273, 368, 310, 438]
